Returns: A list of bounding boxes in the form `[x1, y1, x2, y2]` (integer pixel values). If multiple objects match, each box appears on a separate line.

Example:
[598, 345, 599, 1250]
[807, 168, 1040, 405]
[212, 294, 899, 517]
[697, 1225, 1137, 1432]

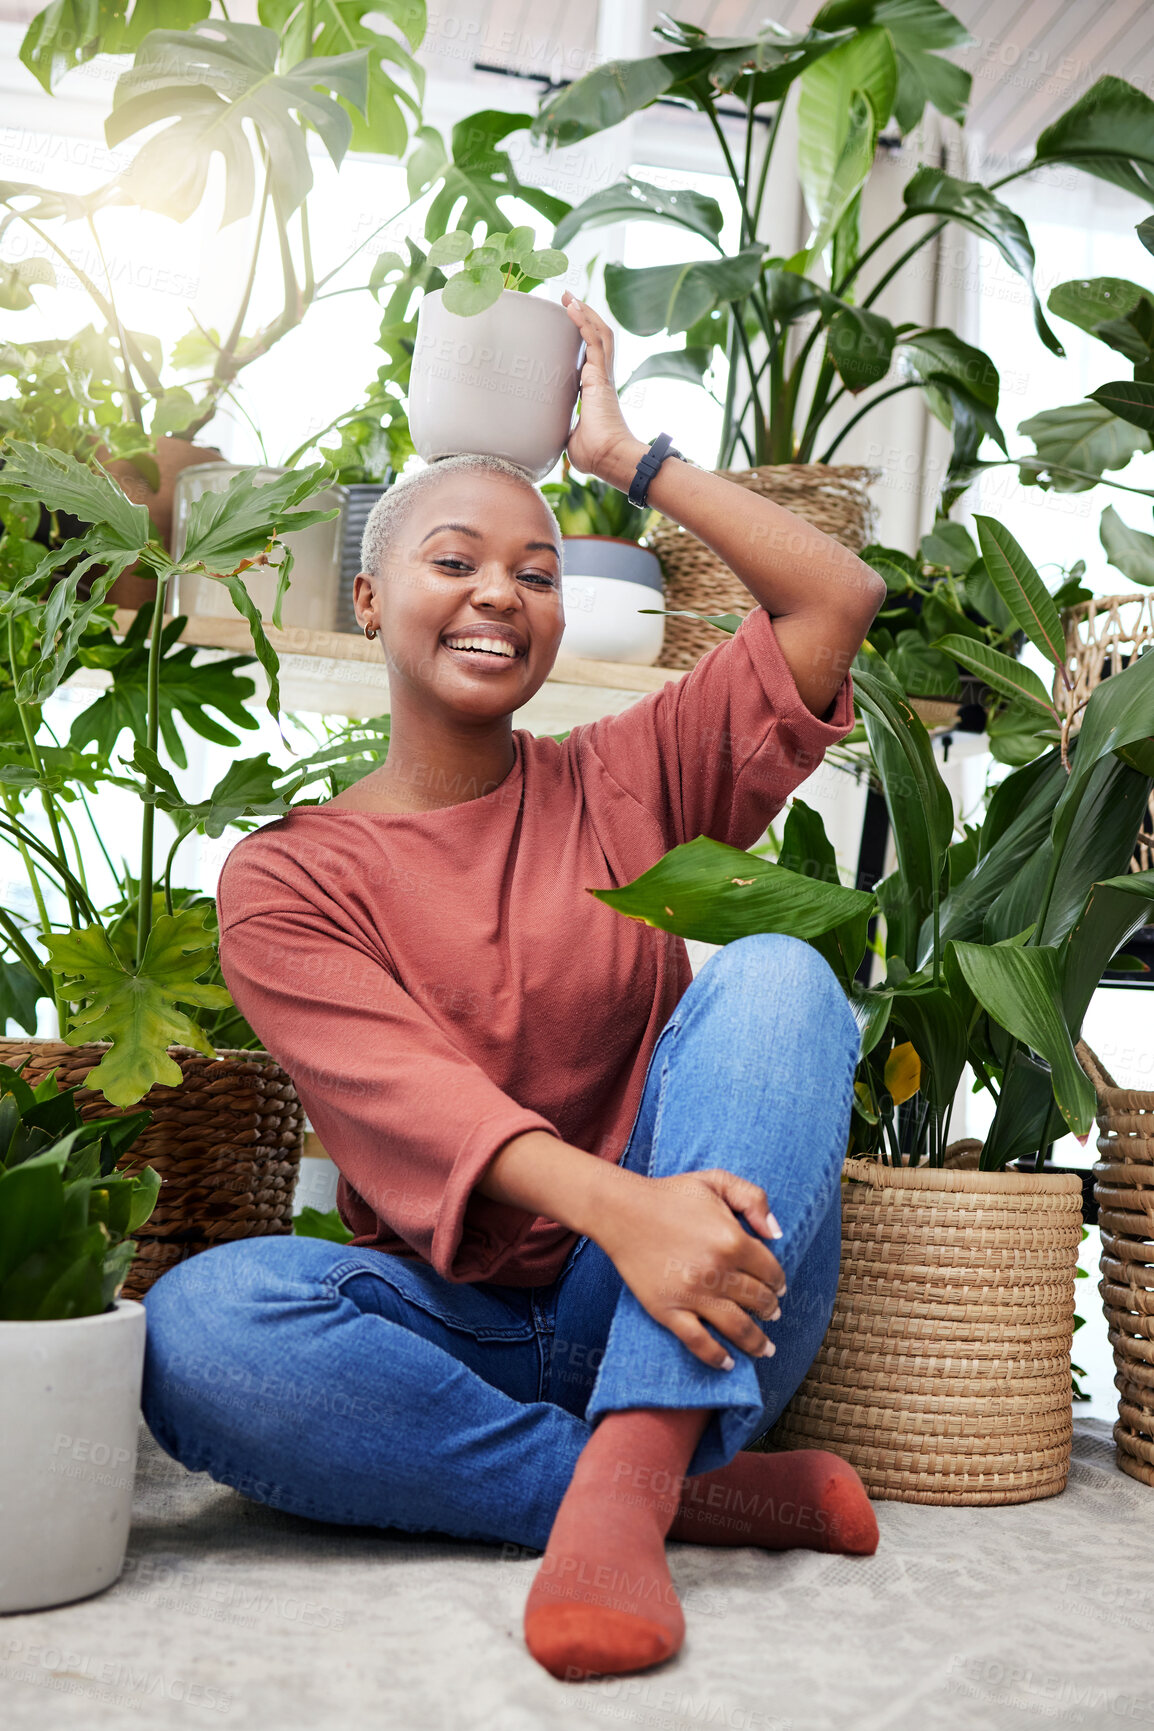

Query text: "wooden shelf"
[113, 611, 687, 725]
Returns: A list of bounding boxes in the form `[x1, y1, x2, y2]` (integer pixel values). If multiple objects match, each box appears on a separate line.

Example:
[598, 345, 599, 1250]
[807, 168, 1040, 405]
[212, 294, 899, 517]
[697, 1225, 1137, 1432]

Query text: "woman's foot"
[668, 1447, 878, 1554]
[523, 1407, 709, 1682]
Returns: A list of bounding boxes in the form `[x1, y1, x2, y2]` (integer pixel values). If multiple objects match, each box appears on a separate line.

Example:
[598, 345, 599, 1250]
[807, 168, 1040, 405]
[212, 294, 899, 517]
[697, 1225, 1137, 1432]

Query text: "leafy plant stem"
[8, 620, 78, 925]
[860, 221, 947, 312]
[0, 900, 53, 999]
[135, 578, 169, 968]
[832, 211, 908, 299]
[702, 99, 754, 247]
[819, 380, 923, 463]
[751, 101, 784, 233]
[796, 354, 837, 462]
[87, 213, 144, 428]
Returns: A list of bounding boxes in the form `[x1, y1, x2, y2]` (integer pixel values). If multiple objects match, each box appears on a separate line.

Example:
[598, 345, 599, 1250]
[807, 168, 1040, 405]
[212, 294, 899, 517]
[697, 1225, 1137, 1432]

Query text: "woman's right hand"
[594, 1168, 788, 1371]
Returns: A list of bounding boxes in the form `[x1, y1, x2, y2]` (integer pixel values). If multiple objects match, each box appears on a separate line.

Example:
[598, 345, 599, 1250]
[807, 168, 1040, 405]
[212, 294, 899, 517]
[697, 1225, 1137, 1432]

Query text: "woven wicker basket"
[754, 1150, 1083, 1505]
[647, 463, 880, 671]
[0, 1039, 305, 1300]
[1054, 592, 1154, 870]
[1078, 1040, 1154, 1490]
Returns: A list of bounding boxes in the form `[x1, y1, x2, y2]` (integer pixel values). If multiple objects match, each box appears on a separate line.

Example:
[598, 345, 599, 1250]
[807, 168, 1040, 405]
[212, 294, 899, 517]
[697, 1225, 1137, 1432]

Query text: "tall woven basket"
[1078, 1040, 1154, 1489]
[647, 463, 880, 671]
[756, 1152, 1083, 1505]
[0, 1039, 305, 1300]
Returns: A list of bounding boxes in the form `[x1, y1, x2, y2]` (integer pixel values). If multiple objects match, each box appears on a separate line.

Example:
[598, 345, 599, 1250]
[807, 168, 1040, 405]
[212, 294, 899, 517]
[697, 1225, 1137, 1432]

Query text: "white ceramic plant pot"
[559, 536, 666, 664]
[408, 289, 583, 479]
[0, 1299, 146, 1613]
[170, 463, 347, 631]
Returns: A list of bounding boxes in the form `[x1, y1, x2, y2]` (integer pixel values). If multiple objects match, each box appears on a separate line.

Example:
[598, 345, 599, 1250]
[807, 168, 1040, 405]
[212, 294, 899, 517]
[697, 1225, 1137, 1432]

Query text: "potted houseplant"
[531, 17, 1154, 658]
[583, 514, 1154, 1501]
[0, 445, 347, 1282]
[0, 1061, 158, 1612]
[406, 226, 581, 478]
[541, 459, 664, 663]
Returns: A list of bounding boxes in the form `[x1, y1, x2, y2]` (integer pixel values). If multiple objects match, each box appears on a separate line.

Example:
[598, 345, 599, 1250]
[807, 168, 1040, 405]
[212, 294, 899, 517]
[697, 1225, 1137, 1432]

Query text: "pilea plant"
[426, 227, 569, 316]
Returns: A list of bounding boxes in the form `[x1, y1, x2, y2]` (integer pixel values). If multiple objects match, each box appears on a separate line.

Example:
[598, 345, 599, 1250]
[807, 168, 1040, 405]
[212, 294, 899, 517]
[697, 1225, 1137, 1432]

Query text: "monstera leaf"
[104, 22, 369, 224]
[412, 112, 569, 241]
[18, 0, 211, 92]
[258, 0, 424, 159]
[44, 909, 232, 1107]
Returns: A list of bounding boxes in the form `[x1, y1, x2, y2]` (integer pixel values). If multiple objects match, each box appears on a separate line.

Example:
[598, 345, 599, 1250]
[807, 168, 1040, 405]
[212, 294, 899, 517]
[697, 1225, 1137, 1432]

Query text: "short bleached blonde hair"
[360, 453, 557, 579]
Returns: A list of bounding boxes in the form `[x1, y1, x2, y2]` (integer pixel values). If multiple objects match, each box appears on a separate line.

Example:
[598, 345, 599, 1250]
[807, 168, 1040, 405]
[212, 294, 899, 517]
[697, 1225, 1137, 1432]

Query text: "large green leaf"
[852, 648, 953, 967]
[902, 168, 1062, 355]
[798, 28, 896, 235]
[105, 22, 368, 225]
[128, 743, 294, 837]
[973, 516, 1065, 672]
[947, 939, 1097, 1137]
[932, 636, 1055, 719]
[1101, 504, 1154, 585]
[18, 0, 210, 93]
[1048, 276, 1151, 360]
[418, 112, 569, 240]
[1050, 644, 1154, 864]
[553, 176, 724, 253]
[1032, 75, 1154, 203]
[258, 0, 425, 159]
[604, 248, 766, 337]
[620, 347, 714, 394]
[984, 752, 1152, 948]
[588, 834, 874, 947]
[1089, 380, 1154, 433]
[0, 440, 151, 550]
[45, 909, 232, 1107]
[801, 90, 876, 264]
[889, 982, 967, 1114]
[1018, 399, 1151, 492]
[530, 51, 704, 149]
[0, 958, 43, 1036]
[777, 797, 868, 984]
[1061, 872, 1154, 1033]
[826, 305, 895, 392]
[812, 0, 972, 131]
[71, 612, 259, 770]
[0, 1149, 65, 1286]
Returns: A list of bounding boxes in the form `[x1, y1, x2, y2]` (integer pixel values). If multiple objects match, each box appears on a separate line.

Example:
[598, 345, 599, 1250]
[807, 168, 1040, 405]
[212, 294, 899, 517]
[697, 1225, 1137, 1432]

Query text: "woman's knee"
[698, 934, 858, 1050]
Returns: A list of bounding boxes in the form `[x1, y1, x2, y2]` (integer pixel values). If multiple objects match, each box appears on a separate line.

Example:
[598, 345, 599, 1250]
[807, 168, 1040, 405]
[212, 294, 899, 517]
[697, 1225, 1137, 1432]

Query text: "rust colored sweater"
[216, 605, 855, 1286]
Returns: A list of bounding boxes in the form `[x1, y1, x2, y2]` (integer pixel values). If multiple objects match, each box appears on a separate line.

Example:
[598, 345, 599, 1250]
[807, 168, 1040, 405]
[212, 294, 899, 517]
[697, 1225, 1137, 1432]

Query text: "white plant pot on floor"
[408, 289, 583, 480]
[171, 463, 346, 631]
[559, 536, 666, 664]
[0, 1299, 146, 1613]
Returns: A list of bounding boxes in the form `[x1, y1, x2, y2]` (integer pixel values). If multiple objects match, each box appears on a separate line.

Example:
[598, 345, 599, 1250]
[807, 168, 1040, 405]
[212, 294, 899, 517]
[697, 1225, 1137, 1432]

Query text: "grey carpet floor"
[2, 1416, 1152, 1731]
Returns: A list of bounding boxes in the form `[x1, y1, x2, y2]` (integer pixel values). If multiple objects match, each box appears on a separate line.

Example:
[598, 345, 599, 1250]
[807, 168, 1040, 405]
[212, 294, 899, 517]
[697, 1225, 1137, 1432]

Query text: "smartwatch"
[627, 433, 685, 508]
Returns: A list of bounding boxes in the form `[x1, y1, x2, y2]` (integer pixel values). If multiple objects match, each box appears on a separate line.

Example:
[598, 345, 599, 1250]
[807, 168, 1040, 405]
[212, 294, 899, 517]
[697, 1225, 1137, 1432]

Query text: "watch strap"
[627, 433, 684, 508]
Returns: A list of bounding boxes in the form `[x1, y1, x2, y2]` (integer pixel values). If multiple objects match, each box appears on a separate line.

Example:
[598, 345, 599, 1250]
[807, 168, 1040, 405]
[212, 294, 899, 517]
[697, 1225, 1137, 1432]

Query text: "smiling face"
[353, 469, 565, 719]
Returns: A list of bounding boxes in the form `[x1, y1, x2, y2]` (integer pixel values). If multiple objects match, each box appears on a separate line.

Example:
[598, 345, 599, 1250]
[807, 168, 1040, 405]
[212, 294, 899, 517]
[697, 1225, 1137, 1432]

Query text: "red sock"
[668, 1448, 878, 1554]
[524, 1407, 708, 1682]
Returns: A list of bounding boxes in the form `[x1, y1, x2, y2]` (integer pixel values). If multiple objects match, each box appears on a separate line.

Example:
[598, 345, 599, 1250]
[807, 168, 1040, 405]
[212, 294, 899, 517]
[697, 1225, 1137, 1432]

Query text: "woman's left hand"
[561, 290, 643, 486]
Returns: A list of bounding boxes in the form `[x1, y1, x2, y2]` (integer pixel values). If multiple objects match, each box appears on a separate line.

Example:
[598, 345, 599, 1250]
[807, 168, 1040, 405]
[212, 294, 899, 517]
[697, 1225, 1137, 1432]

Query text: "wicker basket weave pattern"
[1079, 1040, 1154, 1489]
[755, 1153, 1083, 1505]
[0, 1040, 305, 1300]
[647, 463, 880, 671]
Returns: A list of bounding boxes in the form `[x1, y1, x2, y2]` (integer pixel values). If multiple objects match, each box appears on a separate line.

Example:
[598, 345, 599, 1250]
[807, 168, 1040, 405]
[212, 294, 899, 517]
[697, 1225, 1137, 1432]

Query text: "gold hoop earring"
[364, 623, 378, 641]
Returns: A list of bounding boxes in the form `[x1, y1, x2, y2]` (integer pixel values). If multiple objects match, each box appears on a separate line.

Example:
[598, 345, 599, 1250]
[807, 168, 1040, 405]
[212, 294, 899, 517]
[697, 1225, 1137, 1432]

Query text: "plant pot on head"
[749, 1151, 1083, 1505]
[99, 435, 224, 609]
[408, 288, 583, 481]
[648, 463, 881, 671]
[0, 1298, 146, 1613]
[0, 1039, 305, 1300]
[170, 463, 347, 632]
[558, 536, 665, 664]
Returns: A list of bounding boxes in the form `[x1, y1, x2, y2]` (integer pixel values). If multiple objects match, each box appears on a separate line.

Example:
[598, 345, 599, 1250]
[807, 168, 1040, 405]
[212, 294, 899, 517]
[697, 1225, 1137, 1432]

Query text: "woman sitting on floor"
[139, 292, 886, 1684]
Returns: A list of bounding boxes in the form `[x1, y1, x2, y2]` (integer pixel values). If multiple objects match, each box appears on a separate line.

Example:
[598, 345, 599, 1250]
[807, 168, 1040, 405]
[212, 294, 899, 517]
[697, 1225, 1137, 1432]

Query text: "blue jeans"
[140, 934, 860, 1553]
